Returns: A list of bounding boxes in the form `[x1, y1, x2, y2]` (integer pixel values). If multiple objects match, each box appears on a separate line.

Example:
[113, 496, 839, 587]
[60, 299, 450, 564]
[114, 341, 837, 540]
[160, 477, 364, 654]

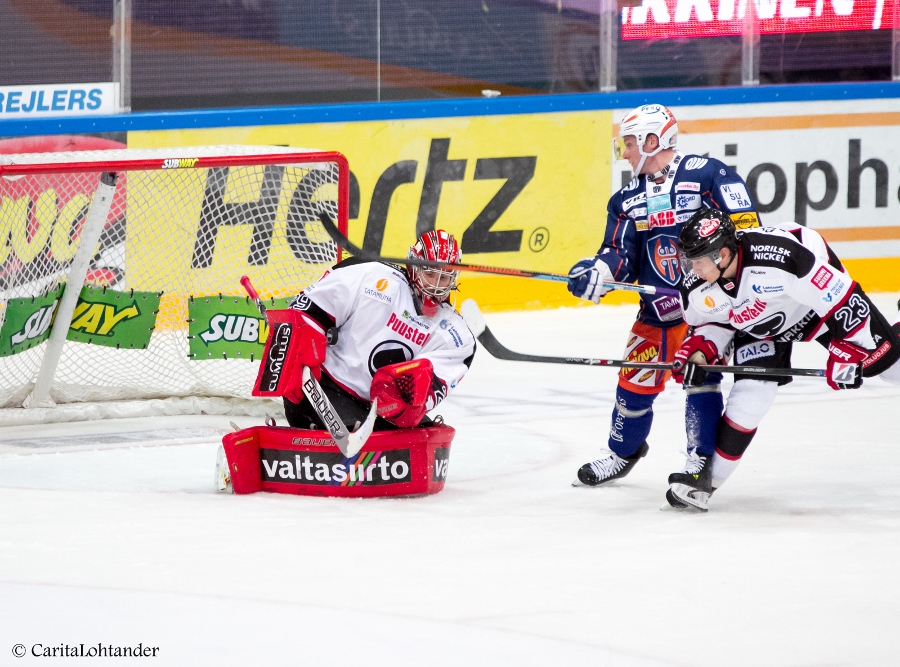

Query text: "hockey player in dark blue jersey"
[567, 104, 760, 499]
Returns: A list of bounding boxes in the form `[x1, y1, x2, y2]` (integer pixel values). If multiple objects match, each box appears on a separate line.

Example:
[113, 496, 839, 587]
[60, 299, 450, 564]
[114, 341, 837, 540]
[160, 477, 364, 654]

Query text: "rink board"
[4, 85, 900, 311]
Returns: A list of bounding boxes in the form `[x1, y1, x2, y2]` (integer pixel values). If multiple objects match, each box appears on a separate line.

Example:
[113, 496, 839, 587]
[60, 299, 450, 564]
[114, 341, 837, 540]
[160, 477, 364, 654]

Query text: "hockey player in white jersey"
[281, 229, 476, 431]
[669, 208, 900, 510]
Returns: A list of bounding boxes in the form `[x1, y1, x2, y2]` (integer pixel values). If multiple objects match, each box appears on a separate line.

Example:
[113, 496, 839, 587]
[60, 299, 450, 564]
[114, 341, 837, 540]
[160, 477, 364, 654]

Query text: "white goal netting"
[0, 146, 348, 423]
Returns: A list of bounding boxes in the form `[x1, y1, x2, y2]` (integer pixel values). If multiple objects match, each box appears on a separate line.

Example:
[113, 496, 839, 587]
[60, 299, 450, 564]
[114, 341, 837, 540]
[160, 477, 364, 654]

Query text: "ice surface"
[2, 296, 900, 666]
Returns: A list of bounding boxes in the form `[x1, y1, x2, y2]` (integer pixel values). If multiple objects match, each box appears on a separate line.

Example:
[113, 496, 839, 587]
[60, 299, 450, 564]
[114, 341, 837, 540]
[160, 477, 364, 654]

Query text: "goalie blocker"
[220, 423, 454, 497]
[252, 309, 327, 403]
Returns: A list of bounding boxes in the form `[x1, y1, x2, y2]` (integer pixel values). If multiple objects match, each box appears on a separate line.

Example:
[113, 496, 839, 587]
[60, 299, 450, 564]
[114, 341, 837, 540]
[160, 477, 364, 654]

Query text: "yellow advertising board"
[128, 111, 619, 311]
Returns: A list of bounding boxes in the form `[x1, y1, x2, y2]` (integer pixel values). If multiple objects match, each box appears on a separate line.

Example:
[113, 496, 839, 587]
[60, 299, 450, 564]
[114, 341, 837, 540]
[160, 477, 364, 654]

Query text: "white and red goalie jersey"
[679, 223, 878, 357]
[289, 258, 476, 411]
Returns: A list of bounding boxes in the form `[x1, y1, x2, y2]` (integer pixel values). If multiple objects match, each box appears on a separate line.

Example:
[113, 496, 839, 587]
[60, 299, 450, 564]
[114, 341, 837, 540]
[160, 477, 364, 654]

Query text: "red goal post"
[0, 145, 349, 424]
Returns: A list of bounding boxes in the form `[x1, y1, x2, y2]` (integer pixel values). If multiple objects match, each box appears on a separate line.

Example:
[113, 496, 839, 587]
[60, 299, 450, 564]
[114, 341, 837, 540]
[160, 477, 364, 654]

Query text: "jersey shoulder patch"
[682, 156, 709, 171]
[740, 230, 815, 276]
[719, 182, 753, 211]
[435, 307, 475, 349]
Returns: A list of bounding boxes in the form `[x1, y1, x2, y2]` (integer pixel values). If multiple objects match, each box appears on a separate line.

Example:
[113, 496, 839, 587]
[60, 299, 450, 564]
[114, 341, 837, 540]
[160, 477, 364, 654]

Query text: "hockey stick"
[460, 299, 827, 379]
[240, 276, 377, 457]
[316, 212, 679, 298]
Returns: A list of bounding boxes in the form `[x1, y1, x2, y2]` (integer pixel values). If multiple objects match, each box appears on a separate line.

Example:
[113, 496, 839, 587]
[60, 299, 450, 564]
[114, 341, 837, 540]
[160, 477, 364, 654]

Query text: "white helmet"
[615, 104, 678, 176]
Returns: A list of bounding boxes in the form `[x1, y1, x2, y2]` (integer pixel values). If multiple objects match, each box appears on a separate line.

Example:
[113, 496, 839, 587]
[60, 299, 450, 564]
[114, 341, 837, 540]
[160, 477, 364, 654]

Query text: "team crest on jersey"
[650, 235, 680, 285]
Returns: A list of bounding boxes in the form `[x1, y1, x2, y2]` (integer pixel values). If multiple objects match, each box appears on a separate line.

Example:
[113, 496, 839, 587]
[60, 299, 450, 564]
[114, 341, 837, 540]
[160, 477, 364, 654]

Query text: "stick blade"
[460, 299, 486, 338]
[345, 398, 378, 457]
[301, 365, 352, 455]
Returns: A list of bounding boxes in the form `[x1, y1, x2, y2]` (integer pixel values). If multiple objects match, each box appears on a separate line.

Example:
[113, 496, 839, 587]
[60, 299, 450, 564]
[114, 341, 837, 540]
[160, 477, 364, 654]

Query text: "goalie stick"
[317, 212, 679, 299]
[240, 276, 377, 457]
[460, 299, 827, 379]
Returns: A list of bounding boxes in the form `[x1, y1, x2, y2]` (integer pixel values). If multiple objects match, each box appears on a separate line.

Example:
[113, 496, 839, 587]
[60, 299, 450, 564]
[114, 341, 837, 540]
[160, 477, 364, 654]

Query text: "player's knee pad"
[608, 388, 655, 457]
[685, 381, 723, 456]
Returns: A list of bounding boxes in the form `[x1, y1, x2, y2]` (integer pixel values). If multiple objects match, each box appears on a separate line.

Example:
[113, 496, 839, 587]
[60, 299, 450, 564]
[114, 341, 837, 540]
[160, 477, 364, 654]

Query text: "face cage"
[413, 266, 460, 302]
[678, 248, 723, 277]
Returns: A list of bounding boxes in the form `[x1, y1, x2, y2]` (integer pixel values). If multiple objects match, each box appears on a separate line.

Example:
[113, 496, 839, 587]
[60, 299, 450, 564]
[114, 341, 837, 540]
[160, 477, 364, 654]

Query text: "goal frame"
[0, 146, 350, 422]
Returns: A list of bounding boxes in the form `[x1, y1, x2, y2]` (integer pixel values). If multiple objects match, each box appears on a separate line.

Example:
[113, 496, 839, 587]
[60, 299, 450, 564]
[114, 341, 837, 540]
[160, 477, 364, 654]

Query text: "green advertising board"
[66, 287, 160, 349]
[0, 285, 65, 357]
[189, 295, 291, 360]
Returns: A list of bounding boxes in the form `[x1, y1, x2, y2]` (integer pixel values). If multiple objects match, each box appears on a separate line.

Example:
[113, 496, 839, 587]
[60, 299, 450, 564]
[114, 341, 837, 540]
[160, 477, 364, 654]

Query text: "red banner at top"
[621, 0, 892, 39]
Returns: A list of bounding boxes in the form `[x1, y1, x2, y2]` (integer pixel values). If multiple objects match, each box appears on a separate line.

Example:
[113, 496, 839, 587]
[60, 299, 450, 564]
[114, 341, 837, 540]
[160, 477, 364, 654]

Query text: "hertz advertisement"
[128, 111, 613, 311]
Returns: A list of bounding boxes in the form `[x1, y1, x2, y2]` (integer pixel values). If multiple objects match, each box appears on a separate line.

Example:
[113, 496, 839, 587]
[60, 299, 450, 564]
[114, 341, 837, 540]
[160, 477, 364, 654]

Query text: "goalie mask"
[407, 230, 461, 318]
[614, 104, 678, 177]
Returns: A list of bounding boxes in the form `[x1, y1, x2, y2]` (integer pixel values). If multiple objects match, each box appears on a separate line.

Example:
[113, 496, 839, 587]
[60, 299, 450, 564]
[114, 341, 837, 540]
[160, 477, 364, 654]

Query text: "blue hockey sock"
[607, 387, 655, 458]
[684, 373, 723, 457]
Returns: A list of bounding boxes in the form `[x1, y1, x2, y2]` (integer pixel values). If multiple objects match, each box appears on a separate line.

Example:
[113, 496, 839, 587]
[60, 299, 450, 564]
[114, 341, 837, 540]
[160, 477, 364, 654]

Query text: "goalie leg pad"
[221, 430, 263, 494]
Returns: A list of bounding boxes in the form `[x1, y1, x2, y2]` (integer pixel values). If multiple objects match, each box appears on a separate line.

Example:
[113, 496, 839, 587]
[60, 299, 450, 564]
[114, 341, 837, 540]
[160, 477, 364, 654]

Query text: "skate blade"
[669, 483, 709, 512]
[663, 488, 689, 511]
[571, 478, 609, 488]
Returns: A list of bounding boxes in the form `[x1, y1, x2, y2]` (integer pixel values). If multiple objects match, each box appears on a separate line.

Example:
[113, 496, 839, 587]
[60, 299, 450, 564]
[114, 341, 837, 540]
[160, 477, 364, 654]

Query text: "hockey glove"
[825, 339, 867, 390]
[672, 335, 720, 387]
[253, 310, 328, 403]
[567, 257, 614, 304]
[370, 358, 435, 428]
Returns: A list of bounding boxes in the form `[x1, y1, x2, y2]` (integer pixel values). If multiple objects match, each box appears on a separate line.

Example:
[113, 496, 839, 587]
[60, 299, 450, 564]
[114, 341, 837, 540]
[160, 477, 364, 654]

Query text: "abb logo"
[648, 210, 675, 229]
[731, 299, 767, 324]
[811, 266, 834, 290]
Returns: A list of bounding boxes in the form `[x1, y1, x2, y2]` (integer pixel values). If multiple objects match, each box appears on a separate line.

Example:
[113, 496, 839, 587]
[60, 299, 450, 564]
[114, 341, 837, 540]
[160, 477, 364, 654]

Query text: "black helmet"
[678, 208, 737, 260]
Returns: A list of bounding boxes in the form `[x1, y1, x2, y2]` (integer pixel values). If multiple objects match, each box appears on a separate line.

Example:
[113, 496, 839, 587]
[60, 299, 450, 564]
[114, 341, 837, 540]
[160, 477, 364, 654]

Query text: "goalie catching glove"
[672, 334, 721, 387]
[370, 358, 435, 428]
[825, 339, 867, 390]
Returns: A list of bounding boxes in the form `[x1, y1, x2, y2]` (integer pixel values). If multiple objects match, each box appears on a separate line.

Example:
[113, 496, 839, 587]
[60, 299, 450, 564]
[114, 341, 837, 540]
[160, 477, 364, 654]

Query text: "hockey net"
[0, 146, 348, 424]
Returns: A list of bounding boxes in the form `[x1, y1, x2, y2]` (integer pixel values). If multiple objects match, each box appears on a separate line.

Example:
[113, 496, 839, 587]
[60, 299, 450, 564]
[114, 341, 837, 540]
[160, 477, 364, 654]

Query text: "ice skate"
[572, 442, 649, 487]
[214, 445, 233, 494]
[667, 450, 713, 511]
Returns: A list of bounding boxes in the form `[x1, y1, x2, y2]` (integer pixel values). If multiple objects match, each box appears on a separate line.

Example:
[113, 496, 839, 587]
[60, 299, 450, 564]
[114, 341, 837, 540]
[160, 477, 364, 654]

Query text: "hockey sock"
[607, 387, 655, 458]
[684, 379, 723, 457]
[711, 416, 757, 489]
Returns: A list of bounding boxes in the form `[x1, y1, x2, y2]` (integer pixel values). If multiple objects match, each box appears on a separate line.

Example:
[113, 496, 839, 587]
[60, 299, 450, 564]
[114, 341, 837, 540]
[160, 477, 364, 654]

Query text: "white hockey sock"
[711, 450, 741, 490]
